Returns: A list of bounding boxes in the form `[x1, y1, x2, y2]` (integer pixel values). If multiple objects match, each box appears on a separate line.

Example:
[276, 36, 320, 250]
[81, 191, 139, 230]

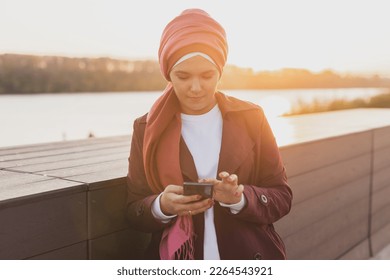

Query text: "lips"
[188, 96, 204, 101]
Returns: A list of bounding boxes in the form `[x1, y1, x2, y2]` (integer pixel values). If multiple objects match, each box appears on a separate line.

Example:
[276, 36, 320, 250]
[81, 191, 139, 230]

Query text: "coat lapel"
[215, 92, 256, 176]
[179, 136, 198, 182]
[180, 119, 254, 181]
[217, 115, 255, 176]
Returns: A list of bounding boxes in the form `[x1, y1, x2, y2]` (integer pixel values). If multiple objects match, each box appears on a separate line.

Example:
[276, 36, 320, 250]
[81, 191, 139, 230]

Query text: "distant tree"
[1, 54, 389, 94]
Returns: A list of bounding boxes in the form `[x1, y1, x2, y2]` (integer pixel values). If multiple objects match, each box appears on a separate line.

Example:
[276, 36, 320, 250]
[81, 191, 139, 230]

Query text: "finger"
[219, 172, 232, 185]
[183, 197, 212, 212]
[199, 198, 214, 211]
[164, 184, 184, 195]
[227, 174, 238, 185]
[190, 202, 214, 216]
[178, 210, 193, 216]
[163, 194, 203, 215]
[199, 178, 218, 184]
[178, 199, 214, 216]
[176, 194, 202, 204]
[234, 184, 244, 197]
[219, 171, 229, 180]
[162, 192, 201, 206]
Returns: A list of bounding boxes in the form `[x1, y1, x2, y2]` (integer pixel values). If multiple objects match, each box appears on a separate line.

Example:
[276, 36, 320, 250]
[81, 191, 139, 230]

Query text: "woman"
[126, 9, 292, 260]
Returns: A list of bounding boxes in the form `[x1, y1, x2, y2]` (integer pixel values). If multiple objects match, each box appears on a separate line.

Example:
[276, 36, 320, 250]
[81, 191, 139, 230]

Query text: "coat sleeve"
[126, 116, 174, 232]
[230, 110, 292, 225]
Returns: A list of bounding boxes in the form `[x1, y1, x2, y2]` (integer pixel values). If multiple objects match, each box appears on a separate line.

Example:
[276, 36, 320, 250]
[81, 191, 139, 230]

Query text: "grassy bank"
[285, 90, 390, 116]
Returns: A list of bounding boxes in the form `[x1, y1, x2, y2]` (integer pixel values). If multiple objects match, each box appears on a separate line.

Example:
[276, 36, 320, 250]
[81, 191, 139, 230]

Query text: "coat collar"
[215, 91, 258, 116]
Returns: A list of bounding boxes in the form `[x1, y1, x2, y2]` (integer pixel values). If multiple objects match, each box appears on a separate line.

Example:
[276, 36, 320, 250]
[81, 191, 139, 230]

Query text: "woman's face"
[169, 55, 220, 115]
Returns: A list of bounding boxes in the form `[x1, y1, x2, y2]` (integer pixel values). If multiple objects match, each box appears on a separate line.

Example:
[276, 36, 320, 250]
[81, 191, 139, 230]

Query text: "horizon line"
[1, 51, 390, 79]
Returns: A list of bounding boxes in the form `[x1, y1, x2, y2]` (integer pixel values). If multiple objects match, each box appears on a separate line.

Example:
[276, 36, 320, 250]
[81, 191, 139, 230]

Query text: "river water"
[0, 88, 387, 148]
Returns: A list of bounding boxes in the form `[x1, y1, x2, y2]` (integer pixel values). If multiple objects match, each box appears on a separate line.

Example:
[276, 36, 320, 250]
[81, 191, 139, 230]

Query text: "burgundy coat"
[126, 93, 292, 260]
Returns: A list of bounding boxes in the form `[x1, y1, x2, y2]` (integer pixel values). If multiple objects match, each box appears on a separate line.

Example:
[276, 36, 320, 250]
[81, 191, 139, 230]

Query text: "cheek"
[171, 78, 189, 91]
[206, 79, 219, 92]
[171, 83, 188, 101]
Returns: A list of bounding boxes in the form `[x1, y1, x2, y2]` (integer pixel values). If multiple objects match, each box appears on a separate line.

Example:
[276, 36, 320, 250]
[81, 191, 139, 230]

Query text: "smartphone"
[183, 182, 214, 198]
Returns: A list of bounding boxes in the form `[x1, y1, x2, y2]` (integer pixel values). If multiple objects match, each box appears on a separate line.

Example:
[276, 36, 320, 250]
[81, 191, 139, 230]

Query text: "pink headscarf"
[158, 9, 228, 80]
[143, 9, 228, 259]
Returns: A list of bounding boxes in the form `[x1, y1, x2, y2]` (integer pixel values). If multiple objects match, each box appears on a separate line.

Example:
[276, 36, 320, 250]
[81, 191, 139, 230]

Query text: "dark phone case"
[183, 182, 213, 198]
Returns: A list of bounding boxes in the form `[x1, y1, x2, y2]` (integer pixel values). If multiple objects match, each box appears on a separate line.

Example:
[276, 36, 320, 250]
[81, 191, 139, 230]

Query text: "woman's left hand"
[201, 171, 244, 204]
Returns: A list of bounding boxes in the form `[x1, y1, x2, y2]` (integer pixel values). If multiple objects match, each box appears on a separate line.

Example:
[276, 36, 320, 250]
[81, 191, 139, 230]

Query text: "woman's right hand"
[160, 184, 213, 216]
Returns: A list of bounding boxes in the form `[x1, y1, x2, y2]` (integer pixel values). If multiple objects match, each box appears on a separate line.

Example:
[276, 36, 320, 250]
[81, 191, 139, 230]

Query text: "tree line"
[285, 90, 390, 115]
[0, 54, 389, 94]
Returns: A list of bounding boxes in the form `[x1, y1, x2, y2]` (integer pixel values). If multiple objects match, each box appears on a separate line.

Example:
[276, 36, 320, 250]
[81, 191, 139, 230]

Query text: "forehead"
[171, 55, 218, 73]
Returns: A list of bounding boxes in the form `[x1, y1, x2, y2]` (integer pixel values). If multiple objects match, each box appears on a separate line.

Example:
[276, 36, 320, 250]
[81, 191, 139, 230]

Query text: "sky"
[1, 0, 390, 77]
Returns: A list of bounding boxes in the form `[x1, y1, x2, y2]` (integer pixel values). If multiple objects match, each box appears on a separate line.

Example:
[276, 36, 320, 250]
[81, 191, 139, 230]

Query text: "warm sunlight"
[1, 0, 389, 76]
[258, 96, 295, 146]
[1, 1, 390, 266]
[258, 96, 292, 118]
[268, 117, 295, 147]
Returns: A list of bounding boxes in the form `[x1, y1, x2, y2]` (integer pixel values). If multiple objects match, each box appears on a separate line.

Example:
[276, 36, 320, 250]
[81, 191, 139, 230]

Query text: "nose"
[190, 78, 201, 93]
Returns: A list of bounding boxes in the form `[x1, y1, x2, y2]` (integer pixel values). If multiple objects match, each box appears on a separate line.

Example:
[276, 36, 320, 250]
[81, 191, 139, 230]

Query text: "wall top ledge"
[1, 109, 390, 205]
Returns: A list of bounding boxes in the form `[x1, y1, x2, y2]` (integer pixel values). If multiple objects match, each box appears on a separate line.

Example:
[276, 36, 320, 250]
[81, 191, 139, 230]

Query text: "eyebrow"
[173, 70, 216, 75]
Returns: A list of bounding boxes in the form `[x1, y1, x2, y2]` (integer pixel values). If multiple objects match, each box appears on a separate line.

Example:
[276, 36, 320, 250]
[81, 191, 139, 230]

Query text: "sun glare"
[256, 96, 295, 146]
[268, 117, 295, 147]
[258, 96, 292, 118]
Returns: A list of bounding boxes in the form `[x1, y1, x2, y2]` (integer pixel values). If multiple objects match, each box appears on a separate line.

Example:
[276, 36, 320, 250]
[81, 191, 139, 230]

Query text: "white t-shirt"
[181, 105, 222, 260]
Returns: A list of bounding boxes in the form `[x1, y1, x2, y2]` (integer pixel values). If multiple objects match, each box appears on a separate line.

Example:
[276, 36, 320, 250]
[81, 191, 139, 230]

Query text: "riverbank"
[285, 90, 390, 116]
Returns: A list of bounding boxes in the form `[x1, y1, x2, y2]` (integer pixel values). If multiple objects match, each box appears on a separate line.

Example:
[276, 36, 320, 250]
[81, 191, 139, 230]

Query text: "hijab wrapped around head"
[159, 8, 228, 80]
[142, 9, 228, 260]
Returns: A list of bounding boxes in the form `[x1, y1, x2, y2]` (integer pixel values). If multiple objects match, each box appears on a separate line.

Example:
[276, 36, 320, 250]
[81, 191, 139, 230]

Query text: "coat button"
[254, 252, 262, 260]
[260, 194, 268, 204]
[136, 205, 144, 216]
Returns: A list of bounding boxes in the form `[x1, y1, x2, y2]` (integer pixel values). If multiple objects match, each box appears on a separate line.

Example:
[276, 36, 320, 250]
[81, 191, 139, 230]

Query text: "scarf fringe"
[174, 232, 195, 260]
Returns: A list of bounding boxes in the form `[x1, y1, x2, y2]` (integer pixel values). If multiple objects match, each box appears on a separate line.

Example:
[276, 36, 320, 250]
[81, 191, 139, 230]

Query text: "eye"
[201, 71, 217, 80]
[202, 74, 214, 80]
[176, 75, 189, 80]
